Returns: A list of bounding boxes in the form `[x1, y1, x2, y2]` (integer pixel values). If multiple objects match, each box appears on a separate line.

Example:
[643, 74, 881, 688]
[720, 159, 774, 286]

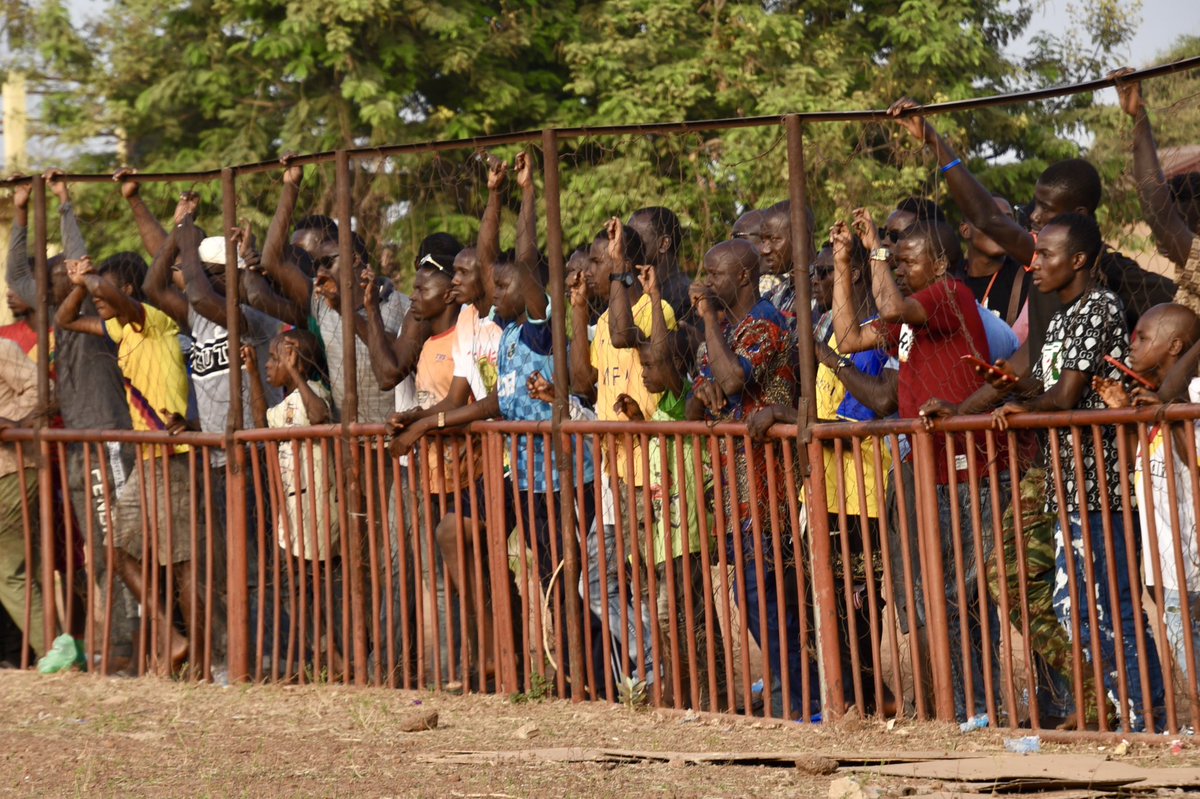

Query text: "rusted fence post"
[221, 167, 252, 681]
[542, 128, 586, 700]
[32, 174, 56, 654]
[787, 114, 843, 718]
[335, 149, 370, 684]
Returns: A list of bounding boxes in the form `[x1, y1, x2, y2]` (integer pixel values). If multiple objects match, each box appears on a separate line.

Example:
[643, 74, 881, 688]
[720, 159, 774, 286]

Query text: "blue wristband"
[941, 158, 962, 174]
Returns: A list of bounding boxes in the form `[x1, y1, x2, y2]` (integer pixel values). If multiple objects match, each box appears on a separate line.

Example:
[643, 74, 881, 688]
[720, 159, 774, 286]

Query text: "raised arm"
[54, 276, 106, 339]
[638, 263, 684, 396]
[830, 220, 883, 353]
[42, 171, 89, 261]
[142, 225, 190, 328]
[567, 271, 598, 400]
[241, 345, 269, 429]
[113, 168, 169, 256]
[6, 178, 35, 308]
[691, 283, 747, 397]
[232, 223, 306, 327]
[259, 156, 312, 309]
[281, 341, 329, 425]
[605, 218, 642, 349]
[361, 270, 427, 390]
[1114, 73, 1195, 267]
[175, 216, 230, 328]
[889, 99, 1035, 265]
[514, 151, 539, 269]
[477, 157, 506, 272]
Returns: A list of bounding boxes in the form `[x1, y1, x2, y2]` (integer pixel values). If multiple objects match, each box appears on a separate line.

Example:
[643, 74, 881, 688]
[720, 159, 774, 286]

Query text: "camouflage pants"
[986, 468, 1094, 722]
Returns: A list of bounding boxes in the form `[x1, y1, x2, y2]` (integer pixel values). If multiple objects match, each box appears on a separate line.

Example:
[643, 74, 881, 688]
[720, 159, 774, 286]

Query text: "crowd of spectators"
[2, 74, 1200, 731]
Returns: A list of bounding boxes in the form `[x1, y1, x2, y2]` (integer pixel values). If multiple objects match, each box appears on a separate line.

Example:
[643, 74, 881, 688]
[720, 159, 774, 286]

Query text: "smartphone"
[960, 354, 1012, 381]
[1103, 355, 1157, 390]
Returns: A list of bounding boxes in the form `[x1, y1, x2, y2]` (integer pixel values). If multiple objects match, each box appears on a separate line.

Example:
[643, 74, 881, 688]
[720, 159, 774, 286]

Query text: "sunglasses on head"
[417, 253, 456, 279]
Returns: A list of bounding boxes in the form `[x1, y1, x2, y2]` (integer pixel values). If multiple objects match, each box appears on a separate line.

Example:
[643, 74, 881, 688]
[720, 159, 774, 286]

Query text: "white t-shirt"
[1134, 377, 1200, 593]
[451, 303, 503, 400]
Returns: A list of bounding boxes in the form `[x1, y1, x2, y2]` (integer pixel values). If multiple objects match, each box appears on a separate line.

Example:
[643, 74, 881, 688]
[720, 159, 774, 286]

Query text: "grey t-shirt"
[5, 207, 131, 431]
[311, 286, 414, 423]
[187, 305, 282, 447]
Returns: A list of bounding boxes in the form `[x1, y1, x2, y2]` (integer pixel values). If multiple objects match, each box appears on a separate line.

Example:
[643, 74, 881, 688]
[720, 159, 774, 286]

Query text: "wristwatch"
[869, 247, 891, 263]
[609, 272, 637, 288]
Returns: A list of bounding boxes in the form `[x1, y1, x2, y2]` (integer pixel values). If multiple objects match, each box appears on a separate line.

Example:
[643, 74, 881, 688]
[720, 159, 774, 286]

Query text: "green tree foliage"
[1, 0, 1162, 276]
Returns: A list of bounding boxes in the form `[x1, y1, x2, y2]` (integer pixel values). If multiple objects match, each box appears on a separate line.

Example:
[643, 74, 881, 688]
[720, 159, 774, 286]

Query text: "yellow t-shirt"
[814, 332, 890, 518]
[591, 294, 676, 486]
[105, 304, 190, 457]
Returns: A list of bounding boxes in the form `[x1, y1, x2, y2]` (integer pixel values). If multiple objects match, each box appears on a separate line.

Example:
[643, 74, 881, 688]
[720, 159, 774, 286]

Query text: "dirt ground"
[3, 671, 1199, 798]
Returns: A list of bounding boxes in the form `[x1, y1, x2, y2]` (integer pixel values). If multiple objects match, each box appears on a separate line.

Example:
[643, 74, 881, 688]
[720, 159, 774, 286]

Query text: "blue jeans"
[729, 523, 814, 718]
[1053, 512, 1165, 732]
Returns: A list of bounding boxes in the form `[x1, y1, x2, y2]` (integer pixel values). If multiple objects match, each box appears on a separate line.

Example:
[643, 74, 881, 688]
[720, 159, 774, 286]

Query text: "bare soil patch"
[1, 670, 1196, 798]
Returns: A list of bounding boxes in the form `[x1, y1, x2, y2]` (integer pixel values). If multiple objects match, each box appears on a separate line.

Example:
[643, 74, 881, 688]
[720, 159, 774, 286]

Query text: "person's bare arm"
[176, 216, 230, 328]
[113, 169, 168, 256]
[514, 151, 538, 269]
[280, 341, 329, 425]
[241, 270, 306, 328]
[889, 99, 1034, 265]
[568, 272, 599, 401]
[691, 284, 747, 397]
[993, 369, 1087, 429]
[392, 392, 501, 453]
[54, 283, 105, 337]
[1113, 73, 1195, 267]
[142, 226, 190, 328]
[817, 339, 899, 417]
[830, 221, 883, 353]
[260, 156, 312, 309]
[639, 264, 685, 396]
[477, 157, 506, 272]
[241, 345, 269, 429]
[605, 217, 643, 349]
[362, 271, 426, 390]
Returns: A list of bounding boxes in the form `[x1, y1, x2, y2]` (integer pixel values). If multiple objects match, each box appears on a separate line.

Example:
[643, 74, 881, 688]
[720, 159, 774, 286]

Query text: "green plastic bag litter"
[37, 634, 80, 674]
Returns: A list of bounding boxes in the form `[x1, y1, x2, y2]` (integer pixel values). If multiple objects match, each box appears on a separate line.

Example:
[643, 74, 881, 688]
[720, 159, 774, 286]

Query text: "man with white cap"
[144, 212, 284, 671]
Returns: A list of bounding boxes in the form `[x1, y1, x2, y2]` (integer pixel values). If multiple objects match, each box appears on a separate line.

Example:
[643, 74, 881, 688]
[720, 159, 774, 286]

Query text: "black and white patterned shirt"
[1032, 287, 1129, 516]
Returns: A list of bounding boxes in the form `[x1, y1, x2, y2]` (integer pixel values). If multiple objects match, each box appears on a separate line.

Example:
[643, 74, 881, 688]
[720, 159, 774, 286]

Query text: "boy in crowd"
[144, 211, 283, 664]
[991, 213, 1165, 731]
[243, 330, 340, 675]
[687, 238, 803, 718]
[833, 211, 1002, 722]
[569, 217, 660, 690]
[56, 253, 197, 670]
[395, 256, 604, 688]
[1094, 302, 1200, 689]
